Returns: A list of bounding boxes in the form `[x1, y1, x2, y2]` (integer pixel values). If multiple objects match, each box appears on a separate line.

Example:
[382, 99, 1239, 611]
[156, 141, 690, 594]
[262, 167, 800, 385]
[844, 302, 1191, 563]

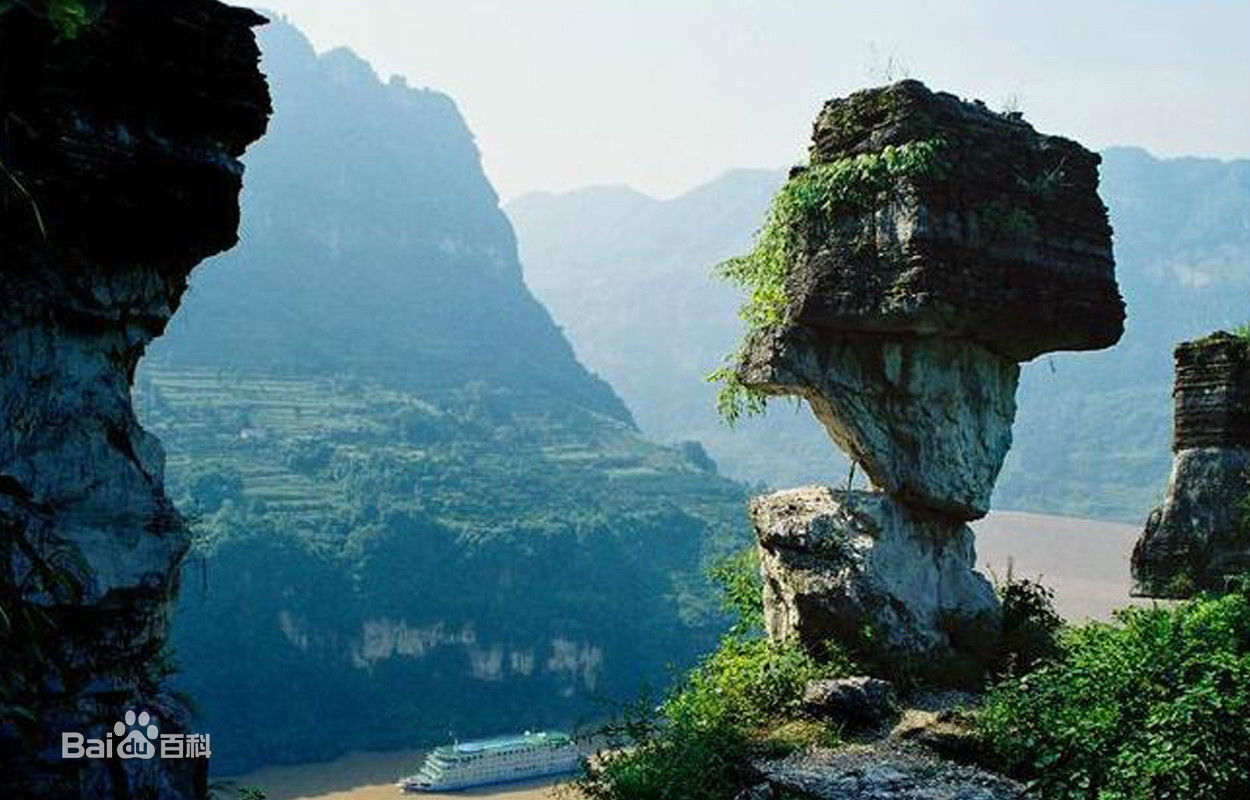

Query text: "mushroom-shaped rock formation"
[734, 80, 1124, 520]
[721, 80, 1123, 662]
[0, 2, 269, 796]
[1132, 332, 1250, 597]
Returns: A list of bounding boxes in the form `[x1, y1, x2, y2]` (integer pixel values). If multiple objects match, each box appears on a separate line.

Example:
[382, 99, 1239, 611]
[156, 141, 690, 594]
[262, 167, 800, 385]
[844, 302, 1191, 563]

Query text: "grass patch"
[757, 718, 843, 757]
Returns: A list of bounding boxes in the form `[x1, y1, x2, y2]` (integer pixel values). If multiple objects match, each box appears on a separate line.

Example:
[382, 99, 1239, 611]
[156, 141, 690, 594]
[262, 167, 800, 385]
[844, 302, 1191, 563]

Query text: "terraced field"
[137, 365, 743, 539]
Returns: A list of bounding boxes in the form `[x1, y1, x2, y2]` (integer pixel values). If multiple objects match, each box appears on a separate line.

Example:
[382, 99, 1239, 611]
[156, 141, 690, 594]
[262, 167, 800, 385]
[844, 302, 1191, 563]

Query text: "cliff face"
[1132, 332, 1250, 597]
[0, 3, 269, 796]
[145, 19, 630, 421]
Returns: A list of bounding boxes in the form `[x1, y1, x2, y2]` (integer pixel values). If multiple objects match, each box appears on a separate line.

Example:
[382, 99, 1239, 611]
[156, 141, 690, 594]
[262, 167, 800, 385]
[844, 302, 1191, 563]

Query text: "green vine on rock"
[707, 137, 948, 424]
[0, 0, 105, 39]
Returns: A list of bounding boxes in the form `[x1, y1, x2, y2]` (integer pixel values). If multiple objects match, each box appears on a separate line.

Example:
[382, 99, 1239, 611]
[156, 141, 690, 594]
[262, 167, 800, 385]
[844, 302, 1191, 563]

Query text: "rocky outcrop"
[739, 81, 1122, 663]
[747, 690, 1023, 799]
[1132, 333, 1250, 597]
[753, 488, 998, 657]
[743, 330, 1018, 519]
[801, 676, 895, 725]
[753, 742, 1029, 800]
[795, 80, 1122, 363]
[0, 2, 269, 797]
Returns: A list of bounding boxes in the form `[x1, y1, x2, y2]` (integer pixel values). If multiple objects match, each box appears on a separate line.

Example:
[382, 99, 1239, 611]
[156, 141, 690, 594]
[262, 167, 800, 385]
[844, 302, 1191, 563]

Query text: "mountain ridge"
[138, 19, 746, 775]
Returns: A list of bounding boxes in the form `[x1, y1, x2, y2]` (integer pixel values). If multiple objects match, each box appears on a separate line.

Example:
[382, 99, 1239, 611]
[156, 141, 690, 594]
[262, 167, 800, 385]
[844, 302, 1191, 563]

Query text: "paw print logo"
[115, 710, 158, 759]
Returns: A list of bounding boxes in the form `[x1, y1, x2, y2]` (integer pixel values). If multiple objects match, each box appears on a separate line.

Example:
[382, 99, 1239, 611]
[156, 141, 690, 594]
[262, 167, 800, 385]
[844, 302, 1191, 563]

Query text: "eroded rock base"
[751, 486, 998, 660]
[1132, 447, 1250, 597]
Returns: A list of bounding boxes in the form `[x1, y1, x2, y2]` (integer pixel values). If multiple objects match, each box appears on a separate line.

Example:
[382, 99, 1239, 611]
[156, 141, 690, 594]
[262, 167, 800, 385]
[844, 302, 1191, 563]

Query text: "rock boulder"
[751, 487, 998, 659]
[802, 676, 896, 725]
[793, 79, 1123, 361]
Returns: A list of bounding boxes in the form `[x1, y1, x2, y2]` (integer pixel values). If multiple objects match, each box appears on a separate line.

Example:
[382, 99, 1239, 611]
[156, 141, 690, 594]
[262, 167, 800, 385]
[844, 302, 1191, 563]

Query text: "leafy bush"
[992, 564, 1064, 675]
[577, 549, 853, 800]
[579, 637, 848, 800]
[707, 547, 764, 636]
[980, 583, 1250, 800]
[708, 138, 947, 423]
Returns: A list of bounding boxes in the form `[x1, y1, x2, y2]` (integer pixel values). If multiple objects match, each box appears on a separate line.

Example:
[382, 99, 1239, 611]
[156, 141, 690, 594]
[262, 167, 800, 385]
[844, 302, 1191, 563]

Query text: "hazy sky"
[246, 0, 1249, 201]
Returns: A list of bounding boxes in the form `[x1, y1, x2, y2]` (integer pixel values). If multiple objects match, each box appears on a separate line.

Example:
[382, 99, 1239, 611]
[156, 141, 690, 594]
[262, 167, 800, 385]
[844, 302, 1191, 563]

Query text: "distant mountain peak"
[145, 17, 634, 426]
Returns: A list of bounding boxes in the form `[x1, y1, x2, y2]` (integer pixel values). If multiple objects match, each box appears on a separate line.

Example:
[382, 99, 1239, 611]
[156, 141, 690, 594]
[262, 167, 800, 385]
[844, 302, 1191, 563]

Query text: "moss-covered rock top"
[799, 79, 1123, 360]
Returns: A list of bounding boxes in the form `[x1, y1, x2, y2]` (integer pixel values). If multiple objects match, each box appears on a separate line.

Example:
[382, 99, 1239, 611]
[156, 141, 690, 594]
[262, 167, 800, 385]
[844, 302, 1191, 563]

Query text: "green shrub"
[577, 548, 854, 800]
[979, 584, 1250, 800]
[708, 138, 947, 424]
[579, 637, 850, 800]
[708, 547, 764, 637]
[992, 565, 1064, 675]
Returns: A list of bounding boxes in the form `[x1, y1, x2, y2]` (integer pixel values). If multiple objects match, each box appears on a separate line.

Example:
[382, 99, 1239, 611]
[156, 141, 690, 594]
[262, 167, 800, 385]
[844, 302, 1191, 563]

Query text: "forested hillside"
[509, 148, 1250, 522]
[137, 20, 745, 775]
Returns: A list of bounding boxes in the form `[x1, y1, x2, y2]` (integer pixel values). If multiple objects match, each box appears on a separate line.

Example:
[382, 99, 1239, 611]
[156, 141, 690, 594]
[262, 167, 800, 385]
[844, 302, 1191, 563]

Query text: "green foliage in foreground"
[708, 139, 946, 424]
[992, 566, 1064, 676]
[980, 583, 1250, 800]
[577, 550, 853, 800]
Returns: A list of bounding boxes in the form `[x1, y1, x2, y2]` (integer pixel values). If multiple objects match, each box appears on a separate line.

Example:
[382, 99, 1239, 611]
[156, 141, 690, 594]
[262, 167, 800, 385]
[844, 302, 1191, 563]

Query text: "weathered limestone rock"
[752, 487, 998, 658]
[1132, 333, 1250, 597]
[797, 79, 1123, 361]
[737, 82, 1123, 661]
[742, 328, 1018, 520]
[802, 676, 896, 725]
[0, 2, 269, 796]
[1170, 333, 1250, 449]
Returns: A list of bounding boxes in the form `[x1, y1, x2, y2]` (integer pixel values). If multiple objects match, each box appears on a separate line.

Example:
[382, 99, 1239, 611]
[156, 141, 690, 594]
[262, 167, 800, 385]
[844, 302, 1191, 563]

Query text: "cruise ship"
[397, 730, 581, 793]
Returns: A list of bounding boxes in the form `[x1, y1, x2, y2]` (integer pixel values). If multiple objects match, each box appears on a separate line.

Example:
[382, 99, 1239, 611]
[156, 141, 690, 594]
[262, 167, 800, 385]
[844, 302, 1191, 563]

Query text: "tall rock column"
[727, 81, 1124, 662]
[1132, 332, 1250, 597]
[0, 2, 269, 797]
